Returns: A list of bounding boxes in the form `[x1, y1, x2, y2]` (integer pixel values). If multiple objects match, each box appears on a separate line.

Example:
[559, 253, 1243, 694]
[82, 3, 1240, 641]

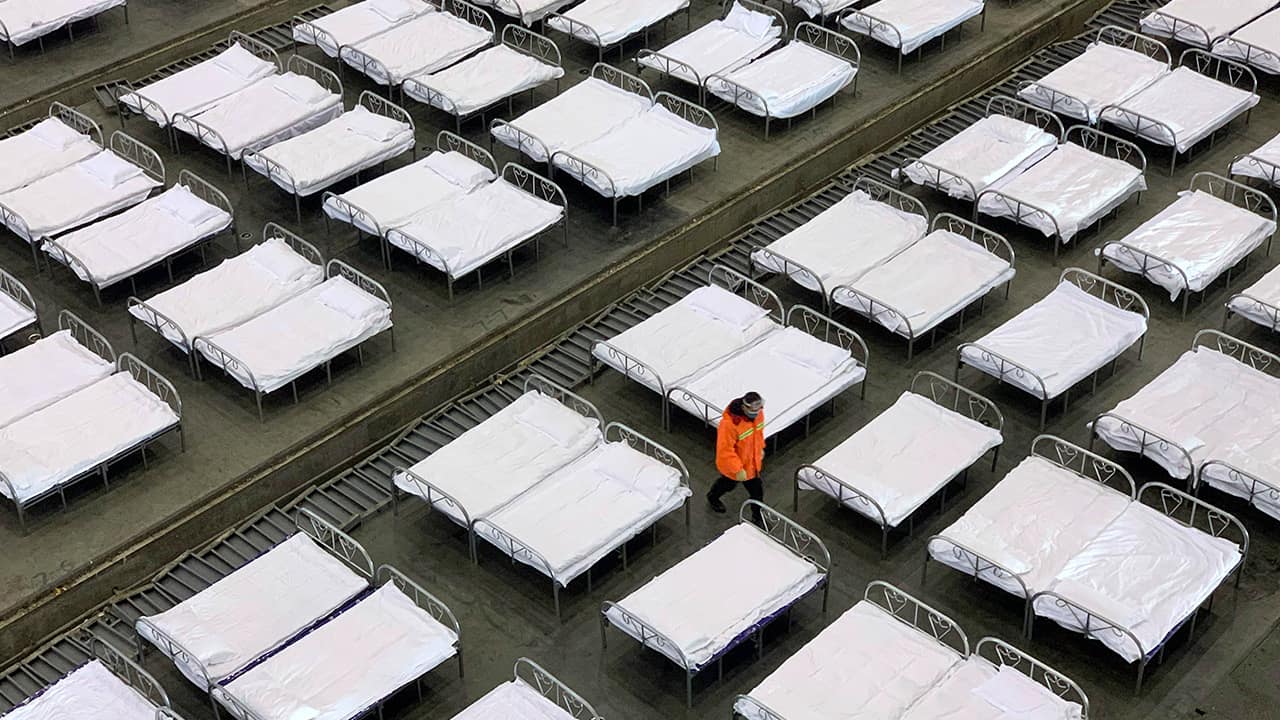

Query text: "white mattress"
[173, 74, 343, 160]
[591, 285, 778, 392]
[44, 184, 233, 287]
[1101, 189, 1275, 300]
[405, 44, 564, 116]
[388, 176, 562, 278]
[976, 142, 1147, 242]
[322, 152, 479, 235]
[0, 660, 157, 720]
[709, 40, 857, 119]
[0, 288, 36, 341]
[118, 44, 278, 125]
[451, 679, 580, 720]
[546, 0, 689, 47]
[929, 455, 1131, 597]
[1035, 502, 1241, 662]
[638, 20, 781, 86]
[392, 390, 602, 523]
[245, 107, 415, 197]
[961, 281, 1148, 400]
[491, 77, 652, 163]
[751, 189, 928, 294]
[670, 326, 864, 438]
[137, 533, 368, 686]
[0, 150, 160, 243]
[836, 229, 1014, 337]
[1213, 10, 1280, 74]
[1229, 263, 1280, 331]
[198, 276, 392, 394]
[799, 391, 1002, 527]
[1018, 43, 1169, 124]
[0, 372, 179, 504]
[0, 0, 126, 47]
[606, 523, 822, 669]
[130, 238, 324, 349]
[1102, 67, 1260, 153]
[220, 583, 458, 720]
[486, 0, 576, 25]
[899, 656, 1084, 720]
[1229, 131, 1280, 186]
[736, 600, 962, 720]
[552, 104, 720, 198]
[841, 0, 984, 55]
[476, 440, 689, 584]
[293, 1, 435, 57]
[1140, 0, 1275, 48]
[0, 330, 114, 428]
[340, 11, 492, 86]
[903, 115, 1058, 200]
[0, 119, 100, 194]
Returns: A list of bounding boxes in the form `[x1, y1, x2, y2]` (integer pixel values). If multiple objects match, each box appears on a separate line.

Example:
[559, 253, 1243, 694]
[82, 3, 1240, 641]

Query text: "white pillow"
[344, 106, 407, 143]
[250, 239, 318, 283]
[367, 0, 419, 22]
[683, 286, 769, 330]
[314, 277, 386, 321]
[771, 328, 851, 378]
[156, 186, 225, 227]
[424, 151, 495, 190]
[214, 43, 270, 79]
[29, 118, 82, 151]
[273, 74, 331, 105]
[723, 2, 774, 39]
[596, 443, 678, 504]
[514, 394, 591, 448]
[80, 151, 143, 188]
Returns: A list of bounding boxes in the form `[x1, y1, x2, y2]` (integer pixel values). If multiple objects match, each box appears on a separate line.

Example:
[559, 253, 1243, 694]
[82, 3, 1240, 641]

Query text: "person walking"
[707, 392, 765, 522]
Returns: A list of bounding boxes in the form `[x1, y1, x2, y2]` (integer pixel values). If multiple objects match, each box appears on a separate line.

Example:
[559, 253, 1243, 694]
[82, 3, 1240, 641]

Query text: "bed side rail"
[591, 62, 654, 101]
[503, 162, 568, 213]
[50, 101, 103, 146]
[288, 53, 344, 99]
[1096, 24, 1170, 65]
[703, 71, 769, 121]
[469, 515, 557, 580]
[655, 92, 718, 133]
[377, 564, 462, 637]
[709, 263, 785, 323]
[839, 8, 903, 55]
[525, 373, 605, 428]
[295, 506, 375, 579]
[228, 30, 282, 71]
[986, 95, 1065, 141]
[955, 340, 1050, 404]
[88, 636, 171, 709]
[126, 296, 188, 355]
[1181, 48, 1257, 95]
[796, 21, 859, 66]
[592, 339, 668, 399]
[975, 188, 1065, 245]
[58, 310, 115, 363]
[1142, 10, 1211, 49]
[849, 174, 928, 219]
[1061, 267, 1151, 319]
[0, 266, 36, 318]
[443, 0, 496, 37]
[549, 14, 603, 50]
[177, 169, 235, 225]
[208, 687, 267, 720]
[1096, 241, 1188, 303]
[503, 23, 562, 67]
[110, 131, 166, 183]
[744, 500, 831, 573]
[600, 599, 692, 670]
[327, 258, 392, 307]
[550, 149, 618, 201]
[394, 465, 475, 529]
[605, 421, 691, 487]
[1066, 125, 1148, 174]
[1192, 328, 1280, 377]
[264, 221, 324, 266]
[1190, 171, 1278, 225]
[439, 130, 499, 176]
[976, 637, 1090, 715]
[865, 580, 970, 656]
[1138, 481, 1249, 573]
[933, 213, 1015, 266]
[119, 352, 182, 418]
[1032, 433, 1136, 497]
[910, 370, 1004, 431]
[785, 304, 869, 371]
[514, 658, 601, 719]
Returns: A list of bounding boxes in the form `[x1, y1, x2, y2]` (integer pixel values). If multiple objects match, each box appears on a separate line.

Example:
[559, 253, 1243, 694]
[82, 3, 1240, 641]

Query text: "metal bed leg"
[685, 672, 693, 709]
[291, 381, 299, 404]
[553, 584, 561, 623]
[255, 391, 264, 422]
[1039, 398, 1048, 430]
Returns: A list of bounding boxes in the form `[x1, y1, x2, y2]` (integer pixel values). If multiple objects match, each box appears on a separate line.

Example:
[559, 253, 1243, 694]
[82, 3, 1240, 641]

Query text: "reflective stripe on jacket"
[715, 408, 764, 480]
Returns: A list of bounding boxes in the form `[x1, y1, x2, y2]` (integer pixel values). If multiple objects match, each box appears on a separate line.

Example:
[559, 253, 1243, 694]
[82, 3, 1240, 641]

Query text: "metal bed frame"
[1099, 49, 1257, 175]
[403, 24, 564, 134]
[546, 0, 693, 63]
[243, 90, 416, 223]
[0, 0, 129, 61]
[1229, 146, 1280, 190]
[794, 371, 1003, 558]
[471, 421, 691, 621]
[601, 500, 830, 708]
[490, 62, 653, 169]
[43, 168, 238, 306]
[0, 265, 39, 347]
[550, 91, 718, 226]
[832, 212, 1014, 359]
[172, 54, 344, 176]
[0, 351, 182, 533]
[973, 636, 1091, 718]
[392, 374, 605, 562]
[899, 95, 1065, 204]
[751, 174, 927, 310]
[1213, 26, 1280, 78]
[1014, 25, 1170, 124]
[291, 0, 434, 58]
[127, 222, 323, 375]
[590, 263, 785, 430]
[1028, 481, 1248, 693]
[46, 100, 106, 147]
[507, 657, 603, 719]
[924, 434, 1137, 639]
[974, 124, 1147, 259]
[383, 162, 568, 299]
[636, 0, 786, 104]
[838, 0, 986, 73]
[192, 259, 394, 421]
[1, 634, 180, 718]
[706, 21, 860, 138]
[957, 267, 1149, 429]
[1139, 7, 1213, 49]
[1098, 171, 1276, 318]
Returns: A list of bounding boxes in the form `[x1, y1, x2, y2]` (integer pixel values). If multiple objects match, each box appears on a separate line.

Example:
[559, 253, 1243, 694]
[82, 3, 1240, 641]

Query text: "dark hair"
[742, 391, 762, 406]
[728, 392, 763, 419]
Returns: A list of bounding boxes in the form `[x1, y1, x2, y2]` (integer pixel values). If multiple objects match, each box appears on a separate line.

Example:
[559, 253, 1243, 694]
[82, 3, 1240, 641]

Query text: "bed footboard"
[88, 636, 171, 709]
[850, 174, 928, 218]
[1035, 433, 1137, 497]
[975, 189, 1066, 256]
[110, 131, 165, 183]
[976, 637, 1090, 715]
[912, 370, 1005, 432]
[296, 506, 375, 577]
[747, 500, 831, 576]
[490, 119, 552, 165]
[1097, 241, 1190, 311]
[513, 658, 601, 719]
[504, 162, 569, 245]
[119, 352, 182, 421]
[377, 563, 462, 649]
[338, 43, 391, 88]
[955, 341, 1051, 421]
[1198, 460, 1280, 526]
[899, 157, 978, 202]
[709, 263, 785, 321]
[209, 687, 265, 720]
[1091, 412, 1195, 484]
[0, 267, 37, 334]
[794, 463, 892, 552]
[987, 95, 1065, 140]
[1230, 151, 1280, 188]
[1141, 11, 1210, 49]
[1140, 482, 1249, 581]
[786, 304, 869, 394]
[59, 309, 115, 363]
[288, 54, 343, 99]
[1015, 79, 1091, 124]
[133, 616, 213, 689]
[1027, 590, 1148, 692]
[750, 246, 826, 305]
[524, 373, 603, 426]
[51, 101, 104, 145]
[924, 534, 1033, 631]
[866, 580, 969, 655]
[592, 62, 653, 100]
[439, 130, 499, 175]
[393, 467, 477, 556]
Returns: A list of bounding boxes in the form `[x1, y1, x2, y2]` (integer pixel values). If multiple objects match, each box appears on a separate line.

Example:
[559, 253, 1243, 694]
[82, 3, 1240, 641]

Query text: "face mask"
[744, 407, 760, 419]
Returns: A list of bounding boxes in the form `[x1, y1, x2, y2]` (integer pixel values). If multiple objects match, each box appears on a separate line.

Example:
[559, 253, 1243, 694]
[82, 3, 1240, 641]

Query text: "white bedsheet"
[900, 657, 1084, 720]
[0, 288, 36, 341]
[1101, 189, 1275, 300]
[1230, 131, 1280, 186]
[44, 184, 232, 287]
[137, 533, 368, 687]
[1140, 0, 1275, 48]
[1036, 502, 1241, 662]
[709, 40, 857, 119]
[961, 281, 1148, 400]
[221, 583, 458, 720]
[841, 0, 984, 55]
[451, 679, 579, 720]
[547, 0, 689, 47]
[198, 276, 392, 394]
[173, 74, 343, 160]
[0, 372, 179, 504]
[293, 1, 435, 57]
[130, 238, 324, 349]
[736, 600, 961, 720]
[799, 391, 1002, 527]
[1213, 10, 1280, 74]
[751, 189, 928, 295]
[1229, 263, 1280, 331]
[485, 0, 576, 25]
[0, 0, 126, 47]
[606, 523, 822, 669]
[405, 44, 564, 116]
[0, 660, 157, 720]
[553, 103, 719, 198]
[491, 76, 652, 163]
[118, 44, 278, 125]
[904, 115, 1058, 200]
[340, 11, 491, 86]
[1102, 67, 1259, 153]
[1018, 43, 1168, 124]
[392, 390, 602, 523]
[977, 142, 1147, 242]
[0, 119, 100, 194]
[930, 456, 1131, 597]
[0, 150, 160, 243]
[788, 0, 858, 19]
[638, 19, 780, 86]
[0, 330, 113, 428]
[322, 152, 480, 235]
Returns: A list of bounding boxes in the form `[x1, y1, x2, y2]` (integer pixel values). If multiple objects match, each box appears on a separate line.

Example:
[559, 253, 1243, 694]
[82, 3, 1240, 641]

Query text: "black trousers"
[708, 475, 764, 519]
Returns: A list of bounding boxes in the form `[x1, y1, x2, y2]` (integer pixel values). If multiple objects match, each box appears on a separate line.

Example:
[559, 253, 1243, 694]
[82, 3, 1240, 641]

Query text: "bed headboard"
[1143, 10, 1211, 50]
[502, 23, 561, 67]
[177, 169, 235, 224]
[975, 637, 1090, 718]
[932, 213, 1015, 267]
[286, 54, 344, 101]
[1060, 267, 1150, 320]
[87, 636, 171, 710]
[864, 580, 970, 657]
[524, 374, 604, 428]
[1189, 171, 1278, 226]
[1180, 48, 1258, 96]
[1095, 24, 1170, 65]
[443, 0, 495, 36]
[376, 564, 461, 637]
[227, 30, 282, 72]
[58, 310, 115, 364]
[1031, 434, 1136, 498]
[1137, 482, 1250, 563]
[590, 63, 654, 102]
[742, 501, 830, 574]
[1064, 125, 1147, 174]
[513, 658, 602, 720]
[118, 353, 182, 418]
[358, 91, 415, 135]
[708, 264, 784, 323]
[910, 370, 1004, 432]
[49, 101, 103, 147]
[849, 175, 929, 220]
[295, 507, 375, 579]
[724, 0, 787, 37]
[326, 259, 392, 308]
[109, 131, 165, 183]
[794, 22, 860, 68]
[502, 163, 568, 213]
[785, 304, 869, 372]
[604, 422, 690, 487]
[1192, 329, 1280, 377]
[654, 92, 718, 133]
[263, 222, 323, 267]
[0, 266, 36, 320]
[436, 130, 498, 176]
[986, 95, 1065, 142]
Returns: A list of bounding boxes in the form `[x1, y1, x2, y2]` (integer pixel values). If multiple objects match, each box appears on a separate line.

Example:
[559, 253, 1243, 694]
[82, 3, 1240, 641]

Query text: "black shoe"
[707, 495, 726, 514]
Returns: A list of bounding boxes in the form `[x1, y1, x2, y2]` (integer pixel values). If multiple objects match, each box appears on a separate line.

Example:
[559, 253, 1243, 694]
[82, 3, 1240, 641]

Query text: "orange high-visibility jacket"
[715, 408, 765, 480]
